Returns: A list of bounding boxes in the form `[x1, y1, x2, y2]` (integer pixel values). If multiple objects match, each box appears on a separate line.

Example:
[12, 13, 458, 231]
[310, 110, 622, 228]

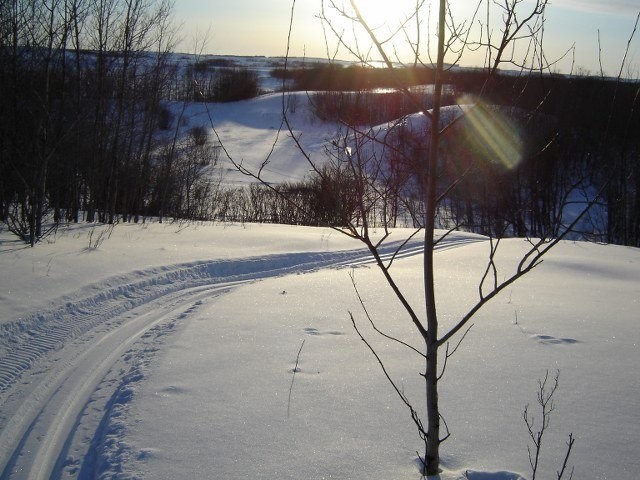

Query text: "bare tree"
[302, 0, 601, 476]
[206, 0, 622, 476]
[305, 1, 592, 475]
[523, 370, 575, 480]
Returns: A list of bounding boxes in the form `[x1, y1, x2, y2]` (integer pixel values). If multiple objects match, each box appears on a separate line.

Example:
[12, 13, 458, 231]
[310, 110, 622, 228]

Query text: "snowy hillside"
[1, 61, 639, 479]
[161, 91, 345, 186]
[0, 220, 638, 480]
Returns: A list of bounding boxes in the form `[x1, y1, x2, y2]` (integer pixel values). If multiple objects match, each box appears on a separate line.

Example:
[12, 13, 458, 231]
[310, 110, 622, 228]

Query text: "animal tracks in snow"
[531, 333, 579, 345]
[303, 327, 345, 336]
[515, 323, 579, 346]
[0, 233, 479, 480]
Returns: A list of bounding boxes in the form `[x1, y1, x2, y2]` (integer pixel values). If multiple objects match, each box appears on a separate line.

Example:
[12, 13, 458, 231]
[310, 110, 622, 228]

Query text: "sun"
[329, 0, 425, 62]
[353, 0, 418, 29]
[320, 0, 432, 63]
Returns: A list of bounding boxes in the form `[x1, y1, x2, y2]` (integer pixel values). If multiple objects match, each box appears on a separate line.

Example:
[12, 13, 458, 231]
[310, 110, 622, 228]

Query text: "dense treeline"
[0, 0, 229, 245]
[175, 63, 261, 102]
[309, 87, 456, 126]
[272, 63, 438, 91]
[287, 64, 639, 246]
[448, 72, 640, 245]
[211, 165, 358, 226]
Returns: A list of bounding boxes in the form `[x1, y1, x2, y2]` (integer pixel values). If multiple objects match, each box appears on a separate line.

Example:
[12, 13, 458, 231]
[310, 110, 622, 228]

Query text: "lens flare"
[455, 95, 523, 171]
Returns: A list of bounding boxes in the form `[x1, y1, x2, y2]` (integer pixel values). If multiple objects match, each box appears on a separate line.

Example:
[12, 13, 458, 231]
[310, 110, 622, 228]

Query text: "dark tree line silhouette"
[445, 72, 640, 245]
[298, 67, 640, 246]
[0, 0, 256, 245]
[0, 0, 183, 245]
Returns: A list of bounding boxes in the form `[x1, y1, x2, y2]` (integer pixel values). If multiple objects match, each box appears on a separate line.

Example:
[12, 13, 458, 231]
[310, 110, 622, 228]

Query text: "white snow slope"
[1, 90, 639, 480]
[1, 221, 638, 480]
[164, 91, 345, 186]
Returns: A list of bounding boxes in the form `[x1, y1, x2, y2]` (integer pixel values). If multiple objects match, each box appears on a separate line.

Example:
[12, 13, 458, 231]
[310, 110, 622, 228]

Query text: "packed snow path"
[0, 234, 479, 480]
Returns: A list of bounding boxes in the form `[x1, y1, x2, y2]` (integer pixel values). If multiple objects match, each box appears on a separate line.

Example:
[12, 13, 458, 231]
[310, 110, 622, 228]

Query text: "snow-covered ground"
[164, 90, 345, 186]
[1, 220, 638, 480]
[1, 79, 639, 479]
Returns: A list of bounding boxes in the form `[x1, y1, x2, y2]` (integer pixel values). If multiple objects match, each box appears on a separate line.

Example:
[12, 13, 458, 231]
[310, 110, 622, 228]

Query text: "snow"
[1, 82, 640, 479]
[1, 220, 638, 480]
[164, 91, 345, 186]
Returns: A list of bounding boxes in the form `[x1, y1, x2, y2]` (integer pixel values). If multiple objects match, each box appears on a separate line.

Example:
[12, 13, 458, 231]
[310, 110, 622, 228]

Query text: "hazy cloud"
[554, 0, 640, 15]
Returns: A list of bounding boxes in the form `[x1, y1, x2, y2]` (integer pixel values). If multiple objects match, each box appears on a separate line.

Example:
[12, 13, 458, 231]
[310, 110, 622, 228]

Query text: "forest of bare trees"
[0, 0, 243, 245]
[0, 0, 177, 244]
[1, 0, 638, 249]
[294, 65, 640, 246]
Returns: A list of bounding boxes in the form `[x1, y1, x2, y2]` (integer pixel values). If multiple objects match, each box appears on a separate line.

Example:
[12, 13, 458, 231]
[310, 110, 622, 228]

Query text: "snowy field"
[1, 79, 639, 479]
[0, 221, 638, 480]
[163, 89, 346, 186]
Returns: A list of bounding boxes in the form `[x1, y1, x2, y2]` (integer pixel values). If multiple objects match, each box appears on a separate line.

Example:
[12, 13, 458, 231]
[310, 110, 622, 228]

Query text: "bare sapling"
[523, 370, 575, 480]
[206, 0, 630, 476]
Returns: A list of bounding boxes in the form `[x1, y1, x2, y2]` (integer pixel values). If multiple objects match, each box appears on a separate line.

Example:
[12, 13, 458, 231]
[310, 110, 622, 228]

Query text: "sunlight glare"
[324, 0, 427, 63]
[350, 0, 420, 30]
[456, 95, 523, 171]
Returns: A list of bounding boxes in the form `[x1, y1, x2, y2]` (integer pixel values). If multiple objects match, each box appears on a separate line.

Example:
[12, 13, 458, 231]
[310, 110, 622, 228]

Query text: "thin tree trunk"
[423, 0, 446, 474]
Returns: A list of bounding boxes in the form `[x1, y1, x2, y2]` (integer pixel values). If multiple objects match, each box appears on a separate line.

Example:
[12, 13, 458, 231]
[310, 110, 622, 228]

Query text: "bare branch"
[287, 338, 306, 417]
[439, 173, 608, 348]
[437, 323, 474, 381]
[349, 311, 428, 442]
[557, 434, 576, 480]
[349, 271, 426, 358]
[523, 370, 573, 480]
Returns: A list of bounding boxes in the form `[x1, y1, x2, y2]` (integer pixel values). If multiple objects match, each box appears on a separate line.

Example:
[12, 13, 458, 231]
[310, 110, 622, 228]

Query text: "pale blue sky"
[174, 0, 640, 76]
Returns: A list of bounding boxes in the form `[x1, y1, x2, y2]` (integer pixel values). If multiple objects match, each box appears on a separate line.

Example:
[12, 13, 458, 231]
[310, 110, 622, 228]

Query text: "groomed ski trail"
[0, 234, 481, 479]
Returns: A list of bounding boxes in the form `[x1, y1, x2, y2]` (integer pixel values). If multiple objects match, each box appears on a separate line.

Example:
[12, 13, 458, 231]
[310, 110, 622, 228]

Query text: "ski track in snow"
[0, 234, 479, 480]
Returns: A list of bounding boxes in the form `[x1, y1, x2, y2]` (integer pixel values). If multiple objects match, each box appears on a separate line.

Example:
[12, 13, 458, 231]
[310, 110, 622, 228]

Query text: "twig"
[523, 370, 574, 480]
[349, 311, 427, 443]
[437, 323, 473, 381]
[349, 271, 425, 358]
[557, 433, 575, 480]
[287, 338, 306, 417]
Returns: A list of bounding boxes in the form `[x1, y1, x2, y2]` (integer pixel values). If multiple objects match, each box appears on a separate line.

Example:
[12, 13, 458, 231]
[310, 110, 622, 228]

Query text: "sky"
[174, 0, 640, 76]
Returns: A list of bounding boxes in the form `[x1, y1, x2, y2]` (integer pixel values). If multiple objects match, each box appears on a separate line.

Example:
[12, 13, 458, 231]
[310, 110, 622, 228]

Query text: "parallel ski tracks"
[0, 282, 238, 480]
[0, 234, 481, 479]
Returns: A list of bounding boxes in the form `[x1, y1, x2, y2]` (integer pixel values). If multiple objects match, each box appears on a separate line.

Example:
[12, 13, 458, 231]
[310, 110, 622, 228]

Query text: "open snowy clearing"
[163, 91, 345, 186]
[0, 221, 638, 479]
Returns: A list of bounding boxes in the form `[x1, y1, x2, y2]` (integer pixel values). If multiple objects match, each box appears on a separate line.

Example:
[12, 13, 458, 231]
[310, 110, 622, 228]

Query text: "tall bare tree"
[305, 0, 634, 475]
[212, 0, 610, 476]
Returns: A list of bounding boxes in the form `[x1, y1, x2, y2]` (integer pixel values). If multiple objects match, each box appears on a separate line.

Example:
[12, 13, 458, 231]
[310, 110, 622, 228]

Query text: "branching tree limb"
[523, 370, 575, 480]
